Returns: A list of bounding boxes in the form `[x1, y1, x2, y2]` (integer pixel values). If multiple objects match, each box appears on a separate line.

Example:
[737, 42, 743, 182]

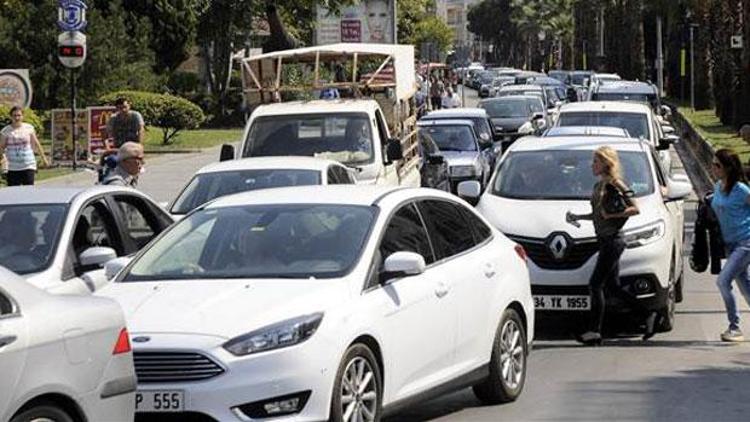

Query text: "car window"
[461, 209, 492, 244]
[0, 204, 67, 275]
[558, 112, 649, 140]
[333, 166, 355, 184]
[472, 118, 493, 140]
[417, 200, 476, 259]
[327, 166, 342, 184]
[420, 125, 477, 152]
[65, 201, 123, 278]
[379, 203, 435, 265]
[112, 196, 163, 250]
[0, 289, 16, 316]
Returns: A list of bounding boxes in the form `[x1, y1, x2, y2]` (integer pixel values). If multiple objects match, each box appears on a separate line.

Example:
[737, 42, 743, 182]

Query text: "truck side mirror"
[386, 138, 404, 162]
[220, 144, 235, 162]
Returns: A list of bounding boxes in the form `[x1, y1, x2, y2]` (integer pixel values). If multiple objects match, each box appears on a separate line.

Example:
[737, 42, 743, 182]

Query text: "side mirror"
[427, 154, 445, 165]
[660, 105, 672, 118]
[661, 125, 675, 134]
[220, 144, 235, 162]
[667, 180, 693, 201]
[104, 256, 133, 281]
[532, 112, 544, 121]
[386, 138, 404, 162]
[457, 180, 482, 200]
[380, 252, 426, 284]
[79, 247, 117, 269]
[657, 134, 679, 150]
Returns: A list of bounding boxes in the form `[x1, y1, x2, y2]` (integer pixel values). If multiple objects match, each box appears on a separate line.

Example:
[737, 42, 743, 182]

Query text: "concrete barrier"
[666, 103, 716, 197]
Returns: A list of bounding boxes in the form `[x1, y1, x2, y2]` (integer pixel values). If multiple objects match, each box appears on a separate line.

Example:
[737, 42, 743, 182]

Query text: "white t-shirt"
[1, 123, 37, 171]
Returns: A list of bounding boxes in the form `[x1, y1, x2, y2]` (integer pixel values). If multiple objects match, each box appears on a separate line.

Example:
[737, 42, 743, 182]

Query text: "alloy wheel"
[499, 318, 524, 390]
[340, 356, 378, 422]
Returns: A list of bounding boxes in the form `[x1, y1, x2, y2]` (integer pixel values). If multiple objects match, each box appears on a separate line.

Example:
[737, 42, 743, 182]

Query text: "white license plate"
[135, 390, 184, 412]
[534, 295, 590, 311]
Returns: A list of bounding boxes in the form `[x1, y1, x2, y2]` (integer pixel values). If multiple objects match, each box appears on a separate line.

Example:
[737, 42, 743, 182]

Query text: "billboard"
[0, 70, 32, 108]
[316, 0, 396, 45]
[88, 106, 116, 156]
[51, 109, 89, 165]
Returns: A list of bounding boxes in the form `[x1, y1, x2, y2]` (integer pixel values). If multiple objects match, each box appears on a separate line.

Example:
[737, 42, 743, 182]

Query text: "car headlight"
[622, 220, 666, 248]
[451, 165, 478, 177]
[223, 313, 323, 356]
[518, 122, 534, 134]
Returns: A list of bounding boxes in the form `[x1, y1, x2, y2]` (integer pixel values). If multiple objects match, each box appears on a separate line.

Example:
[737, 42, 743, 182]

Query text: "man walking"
[102, 142, 144, 188]
[106, 97, 145, 149]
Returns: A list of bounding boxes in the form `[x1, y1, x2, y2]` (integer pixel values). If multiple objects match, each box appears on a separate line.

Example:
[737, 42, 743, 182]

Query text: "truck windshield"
[243, 114, 374, 166]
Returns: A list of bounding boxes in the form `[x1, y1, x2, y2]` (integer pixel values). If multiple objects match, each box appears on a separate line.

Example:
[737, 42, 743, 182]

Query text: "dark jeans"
[431, 96, 442, 110]
[588, 236, 647, 333]
[7, 169, 35, 186]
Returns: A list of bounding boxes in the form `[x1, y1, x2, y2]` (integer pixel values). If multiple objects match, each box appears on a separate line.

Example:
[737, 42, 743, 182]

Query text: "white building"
[435, 0, 481, 48]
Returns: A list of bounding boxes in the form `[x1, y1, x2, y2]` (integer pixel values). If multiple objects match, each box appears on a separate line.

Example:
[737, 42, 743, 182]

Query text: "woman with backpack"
[566, 146, 662, 345]
[710, 148, 750, 342]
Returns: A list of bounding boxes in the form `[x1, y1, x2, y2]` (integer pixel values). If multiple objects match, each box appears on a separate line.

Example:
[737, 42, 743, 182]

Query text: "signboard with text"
[88, 106, 115, 156]
[316, 0, 395, 45]
[51, 109, 89, 165]
[0, 70, 32, 108]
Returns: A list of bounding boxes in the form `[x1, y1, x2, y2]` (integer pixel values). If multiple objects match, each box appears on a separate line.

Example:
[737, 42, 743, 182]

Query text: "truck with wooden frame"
[221, 43, 421, 187]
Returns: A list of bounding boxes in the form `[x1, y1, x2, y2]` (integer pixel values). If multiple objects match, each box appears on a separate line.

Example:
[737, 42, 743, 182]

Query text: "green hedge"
[99, 91, 205, 144]
[0, 106, 43, 136]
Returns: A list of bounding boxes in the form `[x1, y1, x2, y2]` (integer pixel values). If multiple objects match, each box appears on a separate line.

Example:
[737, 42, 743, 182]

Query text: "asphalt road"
[384, 87, 750, 422]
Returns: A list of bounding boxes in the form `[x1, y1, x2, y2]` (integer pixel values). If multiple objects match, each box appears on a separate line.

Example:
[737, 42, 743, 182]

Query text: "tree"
[410, 16, 454, 56]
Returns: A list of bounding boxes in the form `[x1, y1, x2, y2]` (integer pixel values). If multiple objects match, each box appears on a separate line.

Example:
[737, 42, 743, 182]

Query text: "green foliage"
[100, 91, 205, 144]
[0, 106, 43, 136]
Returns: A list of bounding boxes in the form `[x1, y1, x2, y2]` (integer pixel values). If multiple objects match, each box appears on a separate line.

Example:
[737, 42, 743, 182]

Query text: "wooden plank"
[366, 56, 393, 86]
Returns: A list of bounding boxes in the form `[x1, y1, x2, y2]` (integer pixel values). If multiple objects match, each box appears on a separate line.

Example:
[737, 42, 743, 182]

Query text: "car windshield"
[242, 114, 373, 166]
[548, 72, 569, 82]
[592, 93, 657, 108]
[124, 204, 376, 281]
[571, 74, 591, 85]
[492, 150, 654, 200]
[558, 112, 650, 140]
[0, 204, 67, 275]
[420, 125, 477, 151]
[481, 99, 530, 118]
[171, 169, 321, 215]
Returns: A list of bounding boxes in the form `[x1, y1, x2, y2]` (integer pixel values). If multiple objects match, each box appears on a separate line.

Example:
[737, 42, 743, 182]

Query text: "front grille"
[508, 234, 599, 270]
[134, 351, 224, 383]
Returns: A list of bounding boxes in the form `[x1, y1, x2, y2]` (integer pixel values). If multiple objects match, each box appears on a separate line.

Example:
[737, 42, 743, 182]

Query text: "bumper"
[80, 354, 137, 422]
[132, 334, 338, 422]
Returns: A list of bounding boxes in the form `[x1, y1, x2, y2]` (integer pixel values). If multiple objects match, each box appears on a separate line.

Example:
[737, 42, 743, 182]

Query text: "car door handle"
[0, 335, 17, 348]
[484, 263, 496, 278]
[434, 282, 449, 298]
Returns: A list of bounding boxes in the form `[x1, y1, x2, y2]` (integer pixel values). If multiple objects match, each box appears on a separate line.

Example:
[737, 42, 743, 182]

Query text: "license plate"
[135, 390, 184, 412]
[534, 295, 590, 311]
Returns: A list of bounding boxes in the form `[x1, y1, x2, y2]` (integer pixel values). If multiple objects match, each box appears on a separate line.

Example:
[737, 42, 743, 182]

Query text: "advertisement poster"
[88, 106, 116, 156]
[316, 0, 395, 45]
[0, 69, 33, 108]
[51, 109, 89, 165]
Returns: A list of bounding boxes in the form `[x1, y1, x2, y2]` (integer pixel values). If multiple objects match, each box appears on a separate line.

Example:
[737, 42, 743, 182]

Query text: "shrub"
[100, 91, 205, 144]
[0, 106, 44, 136]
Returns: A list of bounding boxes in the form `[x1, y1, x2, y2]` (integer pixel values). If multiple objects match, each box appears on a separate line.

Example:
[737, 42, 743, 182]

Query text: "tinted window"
[462, 209, 492, 244]
[492, 150, 654, 200]
[0, 204, 67, 275]
[327, 167, 342, 184]
[379, 204, 434, 264]
[0, 290, 14, 315]
[418, 200, 475, 259]
[481, 99, 530, 118]
[125, 205, 376, 281]
[420, 125, 477, 151]
[171, 169, 321, 214]
[113, 196, 161, 249]
[332, 166, 354, 184]
[558, 112, 650, 140]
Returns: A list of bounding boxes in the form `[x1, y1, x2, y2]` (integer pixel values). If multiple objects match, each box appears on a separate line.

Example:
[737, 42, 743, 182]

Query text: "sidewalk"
[41, 144, 230, 203]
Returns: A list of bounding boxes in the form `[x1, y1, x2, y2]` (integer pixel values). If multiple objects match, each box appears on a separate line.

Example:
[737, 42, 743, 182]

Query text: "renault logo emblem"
[548, 234, 569, 260]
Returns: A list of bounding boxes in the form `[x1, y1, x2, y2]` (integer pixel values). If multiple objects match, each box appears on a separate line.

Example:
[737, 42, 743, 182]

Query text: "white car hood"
[98, 279, 347, 339]
[476, 193, 663, 239]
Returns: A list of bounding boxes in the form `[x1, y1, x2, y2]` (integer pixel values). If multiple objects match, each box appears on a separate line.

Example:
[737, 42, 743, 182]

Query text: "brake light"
[113, 328, 132, 355]
[514, 244, 528, 263]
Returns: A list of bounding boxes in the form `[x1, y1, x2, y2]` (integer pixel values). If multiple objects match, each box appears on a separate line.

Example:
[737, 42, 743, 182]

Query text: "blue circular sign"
[58, 0, 88, 32]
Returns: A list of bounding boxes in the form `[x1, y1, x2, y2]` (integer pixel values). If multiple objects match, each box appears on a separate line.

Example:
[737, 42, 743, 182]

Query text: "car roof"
[195, 156, 340, 175]
[417, 119, 475, 127]
[481, 95, 541, 104]
[205, 186, 427, 209]
[594, 80, 656, 94]
[508, 136, 647, 153]
[0, 186, 134, 205]
[251, 99, 380, 117]
[559, 101, 652, 114]
[500, 84, 543, 91]
[544, 126, 630, 137]
[423, 108, 488, 118]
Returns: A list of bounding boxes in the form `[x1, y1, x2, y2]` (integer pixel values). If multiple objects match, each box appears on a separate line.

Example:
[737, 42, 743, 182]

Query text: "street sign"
[731, 35, 743, 49]
[58, 31, 87, 68]
[58, 0, 87, 32]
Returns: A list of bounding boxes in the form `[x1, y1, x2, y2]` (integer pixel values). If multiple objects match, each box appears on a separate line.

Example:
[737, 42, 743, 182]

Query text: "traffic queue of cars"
[0, 63, 689, 422]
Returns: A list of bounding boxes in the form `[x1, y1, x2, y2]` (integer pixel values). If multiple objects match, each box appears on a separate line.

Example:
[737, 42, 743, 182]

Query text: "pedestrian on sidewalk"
[105, 97, 145, 149]
[101, 142, 144, 188]
[567, 146, 660, 345]
[430, 76, 444, 111]
[710, 148, 750, 342]
[0, 106, 49, 186]
[441, 87, 461, 109]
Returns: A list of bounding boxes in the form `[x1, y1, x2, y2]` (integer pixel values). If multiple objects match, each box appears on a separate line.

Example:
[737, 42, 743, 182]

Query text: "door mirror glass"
[219, 144, 235, 162]
[386, 138, 404, 162]
[658, 134, 679, 150]
[667, 180, 693, 201]
[79, 246, 117, 269]
[381, 252, 426, 284]
[105, 256, 133, 280]
[457, 180, 482, 199]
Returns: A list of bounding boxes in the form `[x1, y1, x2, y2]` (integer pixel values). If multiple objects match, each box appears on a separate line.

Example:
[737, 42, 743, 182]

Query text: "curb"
[665, 102, 716, 198]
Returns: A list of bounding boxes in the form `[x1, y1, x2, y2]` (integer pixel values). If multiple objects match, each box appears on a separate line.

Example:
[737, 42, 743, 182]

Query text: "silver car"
[0, 186, 173, 295]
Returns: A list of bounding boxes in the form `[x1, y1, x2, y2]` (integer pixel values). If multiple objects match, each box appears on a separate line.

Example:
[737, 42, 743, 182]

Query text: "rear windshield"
[558, 112, 650, 140]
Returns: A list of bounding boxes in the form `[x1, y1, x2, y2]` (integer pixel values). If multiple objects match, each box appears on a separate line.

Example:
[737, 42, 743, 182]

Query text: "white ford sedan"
[461, 136, 691, 331]
[98, 186, 534, 421]
[0, 267, 136, 422]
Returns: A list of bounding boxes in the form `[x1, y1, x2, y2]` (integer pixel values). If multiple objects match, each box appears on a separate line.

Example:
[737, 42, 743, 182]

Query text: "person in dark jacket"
[691, 191, 724, 274]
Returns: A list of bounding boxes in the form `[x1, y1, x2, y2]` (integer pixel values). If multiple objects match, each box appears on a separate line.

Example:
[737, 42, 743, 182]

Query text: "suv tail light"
[514, 244, 528, 263]
[113, 328, 132, 355]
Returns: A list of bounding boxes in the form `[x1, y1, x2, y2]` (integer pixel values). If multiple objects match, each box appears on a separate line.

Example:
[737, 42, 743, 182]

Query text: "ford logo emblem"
[132, 336, 151, 343]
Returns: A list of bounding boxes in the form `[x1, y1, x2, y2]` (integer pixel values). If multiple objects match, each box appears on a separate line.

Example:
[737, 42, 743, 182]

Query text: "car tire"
[329, 344, 382, 422]
[675, 272, 684, 303]
[473, 308, 527, 404]
[11, 403, 74, 422]
[657, 282, 676, 332]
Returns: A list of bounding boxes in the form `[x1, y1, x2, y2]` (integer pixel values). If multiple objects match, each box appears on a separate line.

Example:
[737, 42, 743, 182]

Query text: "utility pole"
[690, 23, 698, 110]
[656, 15, 664, 96]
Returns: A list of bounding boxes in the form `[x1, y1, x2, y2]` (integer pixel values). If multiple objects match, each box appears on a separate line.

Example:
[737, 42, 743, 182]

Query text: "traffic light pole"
[70, 67, 77, 170]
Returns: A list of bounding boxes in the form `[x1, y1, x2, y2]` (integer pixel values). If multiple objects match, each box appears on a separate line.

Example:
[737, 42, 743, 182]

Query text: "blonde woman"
[567, 146, 655, 344]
